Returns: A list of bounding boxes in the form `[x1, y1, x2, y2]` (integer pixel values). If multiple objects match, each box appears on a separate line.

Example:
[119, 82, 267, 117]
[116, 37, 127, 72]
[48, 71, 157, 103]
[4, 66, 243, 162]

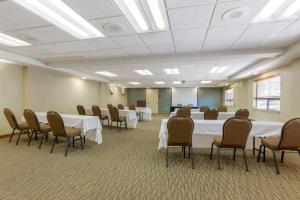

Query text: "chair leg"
[257, 144, 263, 162]
[233, 148, 236, 161]
[50, 136, 57, 153]
[83, 136, 86, 144]
[80, 135, 84, 150]
[210, 143, 214, 160]
[183, 146, 186, 158]
[125, 120, 128, 130]
[263, 146, 266, 162]
[9, 129, 16, 143]
[166, 146, 169, 168]
[119, 121, 121, 132]
[272, 151, 280, 174]
[28, 130, 35, 146]
[188, 146, 191, 159]
[281, 151, 285, 163]
[243, 149, 249, 172]
[72, 138, 75, 147]
[38, 133, 45, 149]
[252, 136, 255, 156]
[191, 145, 195, 169]
[45, 132, 48, 141]
[16, 130, 23, 145]
[217, 147, 221, 170]
[65, 138, 70, 157]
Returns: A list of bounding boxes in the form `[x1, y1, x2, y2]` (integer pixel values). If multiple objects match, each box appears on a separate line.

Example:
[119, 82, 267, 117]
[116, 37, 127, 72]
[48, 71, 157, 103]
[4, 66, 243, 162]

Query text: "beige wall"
[0, 65, 127, 134]
[227, 58, 300, 122]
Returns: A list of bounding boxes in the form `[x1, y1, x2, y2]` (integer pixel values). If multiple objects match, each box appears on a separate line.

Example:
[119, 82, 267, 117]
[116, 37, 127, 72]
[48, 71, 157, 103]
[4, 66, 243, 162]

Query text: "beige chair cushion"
[40, 123, 51, 132]
[213, 136, 222, 147]
[18, 122, 28, 130]
[65, 127, 81, 137]
[261, 137, 280, 150]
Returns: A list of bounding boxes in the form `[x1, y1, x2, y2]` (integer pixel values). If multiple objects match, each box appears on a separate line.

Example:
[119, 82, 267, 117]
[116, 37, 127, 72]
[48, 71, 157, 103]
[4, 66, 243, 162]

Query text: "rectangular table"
[170, 111, 235, 120]
[158, 119, 283, 149]
[24, 113, 102, 144]
[86, 108, 138, 128]
[172, 107, 198, 112]
[124, 107, 152, 121]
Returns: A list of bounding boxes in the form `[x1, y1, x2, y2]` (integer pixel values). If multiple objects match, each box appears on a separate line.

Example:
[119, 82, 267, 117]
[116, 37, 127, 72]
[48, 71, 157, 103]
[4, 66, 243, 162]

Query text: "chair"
[218, 106, 227, 112]
[235, 109, 249, 118]
[210, 117, 252, 171]
[166, 116, 195, 169]
[128, 104, 142, 120]
[176, 107, 191, 117]
[77, 105, 86, 115]
[47, 111, 83, 156]
[92, 105, 109, 126]
[204, 109, 218, 120]
[23, 109, 51, 149]
[117, 104, 124, 110]
[200, 106, 210, 112]
[107, 104, 113, 110]
[177, 104, 183, 107]
[108, 106, 127, 132]
[128, 104, 136, 110]
[3, 108, 30, 145]
[257, 118, 300, 174]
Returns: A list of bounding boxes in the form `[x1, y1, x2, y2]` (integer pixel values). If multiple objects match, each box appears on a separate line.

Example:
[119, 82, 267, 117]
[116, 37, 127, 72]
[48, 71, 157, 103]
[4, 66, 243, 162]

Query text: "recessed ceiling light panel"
[155, 81, 165, 85]
[164, 68, 179, 75]
[129, 82, 140, 85]
[134, 69, 153, 76]
[95, 71, 117, 77]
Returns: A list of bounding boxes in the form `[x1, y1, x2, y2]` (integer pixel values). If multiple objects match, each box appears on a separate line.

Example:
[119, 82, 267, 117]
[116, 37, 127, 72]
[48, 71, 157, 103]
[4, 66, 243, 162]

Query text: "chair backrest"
[176, 107, 191, 117]
[128, 104, 136, 110]
[235, 109, 249, 118]
[107, 104, 113, 110]
[117, 104, 124, 110]
[92, 105, 102, 116]
[221, 117, 252, 148]
[204, 109, 218, 120]
[278, 118, 300, 150]
[47, 111, 66, 137]
[200, 106, 210, 112]
[23, 109, 41, 131]
[177, 104, 183, 107]
[167, 116, 194, 145]
[3, 108, 19, 129]
[218, 106, 227, 112]
[77, 105, 86, 115]
[109, 106, 120, 121]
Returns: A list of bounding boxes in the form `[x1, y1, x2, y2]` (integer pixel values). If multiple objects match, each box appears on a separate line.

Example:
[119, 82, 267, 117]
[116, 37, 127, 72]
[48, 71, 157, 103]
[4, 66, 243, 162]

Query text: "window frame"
[224, 88, 234, 107]
[253, 75, 280, 111]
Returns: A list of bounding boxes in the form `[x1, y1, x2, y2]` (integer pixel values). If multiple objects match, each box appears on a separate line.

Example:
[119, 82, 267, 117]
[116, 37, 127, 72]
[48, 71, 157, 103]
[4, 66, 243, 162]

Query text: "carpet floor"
[0, 114, 300, 200]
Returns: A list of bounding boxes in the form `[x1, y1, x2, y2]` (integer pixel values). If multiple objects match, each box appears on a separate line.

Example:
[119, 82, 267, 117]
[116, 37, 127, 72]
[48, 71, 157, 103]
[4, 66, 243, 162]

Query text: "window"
[225, 88, 234, 106]
[253, 75, 280, 111]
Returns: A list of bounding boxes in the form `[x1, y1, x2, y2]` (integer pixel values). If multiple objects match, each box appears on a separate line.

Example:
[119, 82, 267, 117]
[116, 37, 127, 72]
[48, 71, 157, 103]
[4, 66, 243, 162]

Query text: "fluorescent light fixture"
[0, 59, 17, 64]
[164, 68, 179, 75]
[129, 82, 141, 85]
[201, 80, 212, 84]
[282, 0, 300, 18]
[134, 69, 153, 76]
[155, 81, 165, 85]
[81, 77, 87, 80]
[95, 71, 117, 77]
[113, 0, 169, 33]
[254, 0, 285, 22]
[0, 32, 30, 47]
[173, 81, 182, 84]
[210, 66, 229, 74]
[14, 0, 104, 39]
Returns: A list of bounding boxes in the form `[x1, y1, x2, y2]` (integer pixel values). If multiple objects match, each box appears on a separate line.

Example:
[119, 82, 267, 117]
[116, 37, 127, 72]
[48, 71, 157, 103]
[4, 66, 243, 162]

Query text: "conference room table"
[124, 107, 152, 121]
[169, 111, 235, 120]
[158, 119, 283, 149]
[86, 108, 138, 128]
[23, 113, 102, 144]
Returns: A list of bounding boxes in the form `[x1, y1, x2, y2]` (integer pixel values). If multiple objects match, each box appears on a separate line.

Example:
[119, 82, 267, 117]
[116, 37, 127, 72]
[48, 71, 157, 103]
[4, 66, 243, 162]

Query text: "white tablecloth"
[86, 108, 138, 128]
[158, 119, 283, 149]
[170, 112, 235, 120]
[124, 107, 152, 121]
[174, 108, 199, 112]
[23, 113, 102, 144]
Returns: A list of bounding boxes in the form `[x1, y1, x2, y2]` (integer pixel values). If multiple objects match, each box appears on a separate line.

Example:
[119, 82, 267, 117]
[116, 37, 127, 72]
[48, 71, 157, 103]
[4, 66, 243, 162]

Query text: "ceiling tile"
[123, 46, 151, 56]
[140, 31, 173, 45]
[206, 25, 248, 42]
[168, 4, 215, 29]
[84, 38, 119, 50]
[110, 35, 145, 47]
[166, 0, 216, 9]
[64, 0, 122, 20]
[172, 28, 207, 44]
[38, 41, 95, 54]
[202, 41, 233, 52]
[175, 42, 202, 53]
[147, 44, 175, 55]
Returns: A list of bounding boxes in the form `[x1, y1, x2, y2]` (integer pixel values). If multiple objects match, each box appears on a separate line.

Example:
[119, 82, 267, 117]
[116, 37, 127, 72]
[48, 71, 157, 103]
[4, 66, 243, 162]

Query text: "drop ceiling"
[0, 0, 300, 87]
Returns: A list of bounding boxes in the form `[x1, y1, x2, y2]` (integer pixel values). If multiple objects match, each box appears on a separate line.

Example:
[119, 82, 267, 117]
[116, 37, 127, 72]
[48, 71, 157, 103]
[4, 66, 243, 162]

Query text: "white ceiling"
[0, 0, 300, 87]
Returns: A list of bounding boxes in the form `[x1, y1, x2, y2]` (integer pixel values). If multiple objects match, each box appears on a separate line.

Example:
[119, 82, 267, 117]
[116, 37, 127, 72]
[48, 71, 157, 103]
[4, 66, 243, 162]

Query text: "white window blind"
[225, 88, 234, 106]
[253, 75, 280, 111]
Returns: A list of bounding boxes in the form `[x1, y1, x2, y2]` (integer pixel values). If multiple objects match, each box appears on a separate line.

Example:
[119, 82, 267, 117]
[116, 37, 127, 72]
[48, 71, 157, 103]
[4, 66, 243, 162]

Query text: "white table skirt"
[23, 113, 102, 144]
[124, 107, 152, 121]
[170, 112, 235, 120]
[158, 119, 283, 149]
[86, 108, 138, 128]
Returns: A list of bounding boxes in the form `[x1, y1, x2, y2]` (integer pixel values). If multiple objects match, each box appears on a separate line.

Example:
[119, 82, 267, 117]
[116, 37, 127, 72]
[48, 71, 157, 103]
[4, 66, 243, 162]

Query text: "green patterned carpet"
[0, 114, 300, 200]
